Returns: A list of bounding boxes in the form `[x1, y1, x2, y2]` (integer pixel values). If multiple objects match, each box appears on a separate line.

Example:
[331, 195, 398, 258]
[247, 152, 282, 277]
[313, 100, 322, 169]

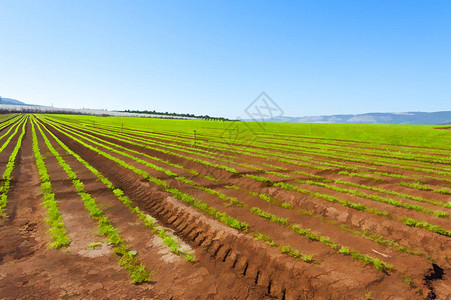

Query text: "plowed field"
[0, 114, 450, 299]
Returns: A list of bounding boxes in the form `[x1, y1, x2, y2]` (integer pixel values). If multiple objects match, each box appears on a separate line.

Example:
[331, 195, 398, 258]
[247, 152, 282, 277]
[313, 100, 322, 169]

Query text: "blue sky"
[1, 1, 450, 118]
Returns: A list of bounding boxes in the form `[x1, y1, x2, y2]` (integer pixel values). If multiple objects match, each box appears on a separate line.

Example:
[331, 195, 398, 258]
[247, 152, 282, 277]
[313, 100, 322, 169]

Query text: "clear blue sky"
[1, 1, 450, 118]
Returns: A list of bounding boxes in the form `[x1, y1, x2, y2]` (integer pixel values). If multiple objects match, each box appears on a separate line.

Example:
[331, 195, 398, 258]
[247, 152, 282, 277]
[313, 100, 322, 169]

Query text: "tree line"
[121, 109, 231, 121]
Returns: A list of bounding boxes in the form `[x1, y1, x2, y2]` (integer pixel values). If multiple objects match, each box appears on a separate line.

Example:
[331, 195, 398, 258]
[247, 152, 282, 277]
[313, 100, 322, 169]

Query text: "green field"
[49, 114, 451, 149]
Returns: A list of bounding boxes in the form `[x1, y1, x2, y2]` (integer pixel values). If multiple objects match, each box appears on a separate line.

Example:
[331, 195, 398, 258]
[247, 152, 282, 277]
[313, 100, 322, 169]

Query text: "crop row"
[0, 116, 25, 153]
[159, 126, 451, 180]
[44, 116, 451, 237]
[45, 116, 449, 259]
[204, 132, 451, 179]
[105, 125, 451, 197]
[334, 169, 451, 196]
[31, 120, 71, 247]
[52, 113, 451, 161]
[186, 141, 449, 211]
[32, 117, 152, 283]
[254, 137, 451, 177]
[123, 123, 448, 180]
[52, 118, 395, 271]
[257, 134, 451, 166]
[133, 127, 451, 210]
[45, 118, 393, 217]
[294, 179, 448, 218]
[225, 183, 428, 259]
[46, 118, 388, 215]
[0, 115, 22, 134]
[68, 120, 451, 234]
[181, 142, 449, 218]
[199, 141, 451, 209]
[0, 117, 27, 217]
[259, 132, 451, 157]
[35, 117, 195, 262]
[40, 117, 421, 271]
[39, 117, 324, 265]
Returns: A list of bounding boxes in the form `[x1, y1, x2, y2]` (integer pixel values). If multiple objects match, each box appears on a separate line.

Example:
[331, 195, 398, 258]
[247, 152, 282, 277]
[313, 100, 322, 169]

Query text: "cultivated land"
[0, 114, 450, 299]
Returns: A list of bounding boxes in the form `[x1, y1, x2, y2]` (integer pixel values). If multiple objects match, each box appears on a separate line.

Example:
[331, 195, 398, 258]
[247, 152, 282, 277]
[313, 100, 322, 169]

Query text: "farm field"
[0, 114, 450, 299]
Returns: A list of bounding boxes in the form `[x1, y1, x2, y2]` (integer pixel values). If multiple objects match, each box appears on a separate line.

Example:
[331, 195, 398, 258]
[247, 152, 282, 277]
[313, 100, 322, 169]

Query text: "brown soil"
[434, 127, 451, 130]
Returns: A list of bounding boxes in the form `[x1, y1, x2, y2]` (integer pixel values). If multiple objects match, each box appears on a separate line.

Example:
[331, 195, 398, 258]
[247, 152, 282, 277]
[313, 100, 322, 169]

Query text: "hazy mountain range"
[250, 111, 451, 125]
[0, 97, 31, 106]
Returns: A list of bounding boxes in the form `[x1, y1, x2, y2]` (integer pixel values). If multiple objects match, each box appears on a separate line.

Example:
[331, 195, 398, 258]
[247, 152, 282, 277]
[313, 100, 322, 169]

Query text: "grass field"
[0, 114, 450, 299]
[52, 113, 451, 148]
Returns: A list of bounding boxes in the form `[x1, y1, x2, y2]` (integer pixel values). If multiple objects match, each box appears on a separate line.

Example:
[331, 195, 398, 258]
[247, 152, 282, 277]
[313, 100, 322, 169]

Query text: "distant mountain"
[248, 111, 451, 125]
[0, 97, 32, 106]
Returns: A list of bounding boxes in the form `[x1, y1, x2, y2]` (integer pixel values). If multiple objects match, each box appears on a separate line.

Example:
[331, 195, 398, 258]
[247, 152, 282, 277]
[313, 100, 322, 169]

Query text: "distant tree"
[119, 108, 231, 121]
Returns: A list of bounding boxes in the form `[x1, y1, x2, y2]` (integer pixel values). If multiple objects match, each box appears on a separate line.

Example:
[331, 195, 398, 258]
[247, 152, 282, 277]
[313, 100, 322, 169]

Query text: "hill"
[252, 111, 451, 125]
[0, 97, 30, 106]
